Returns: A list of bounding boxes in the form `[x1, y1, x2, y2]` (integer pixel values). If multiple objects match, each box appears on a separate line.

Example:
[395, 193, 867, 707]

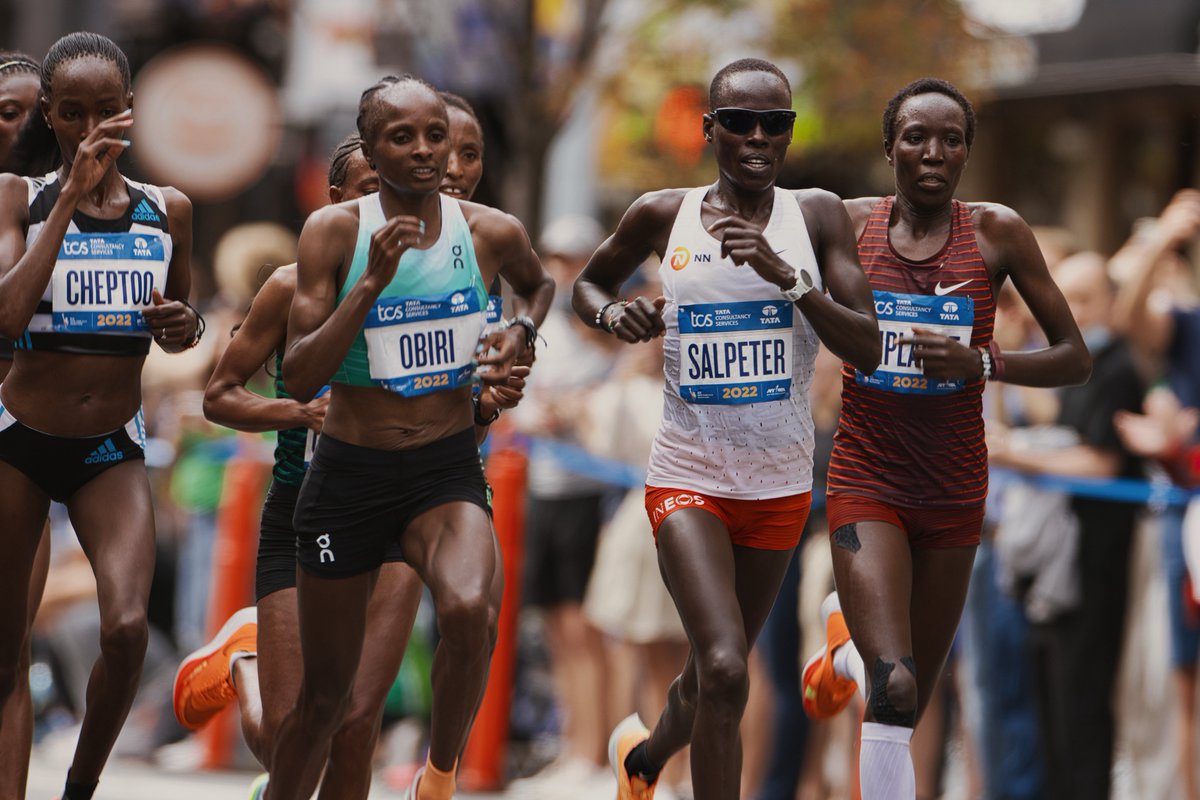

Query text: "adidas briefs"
[0, 403, 146, 502]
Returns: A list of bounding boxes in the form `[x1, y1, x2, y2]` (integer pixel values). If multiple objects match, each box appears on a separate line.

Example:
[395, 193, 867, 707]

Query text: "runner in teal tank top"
[271, 75, 553, 800]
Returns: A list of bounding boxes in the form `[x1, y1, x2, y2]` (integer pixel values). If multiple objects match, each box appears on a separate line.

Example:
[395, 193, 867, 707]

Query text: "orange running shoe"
[609, 713, 658, 800]
[172, 606, 257, 730]
[802, 592, 858, 719]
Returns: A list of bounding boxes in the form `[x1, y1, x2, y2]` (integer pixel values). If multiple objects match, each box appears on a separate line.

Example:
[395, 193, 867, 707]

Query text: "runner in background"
[802, 77, 1089, 800]
[574, 57, 879, 800]
[0, 50, 54, 800]
[0, 32, 202, 800]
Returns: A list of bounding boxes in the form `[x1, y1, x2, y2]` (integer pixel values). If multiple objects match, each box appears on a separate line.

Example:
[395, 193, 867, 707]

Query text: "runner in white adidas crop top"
[0, 32, 199, 800]
[572, 58, 879, 799]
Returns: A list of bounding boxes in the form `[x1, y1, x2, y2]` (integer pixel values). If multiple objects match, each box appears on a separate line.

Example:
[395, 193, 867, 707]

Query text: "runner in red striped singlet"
[802, 78, 1091, 800]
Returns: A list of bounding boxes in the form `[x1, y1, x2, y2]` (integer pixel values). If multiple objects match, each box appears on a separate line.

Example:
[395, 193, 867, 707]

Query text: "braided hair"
[355, 73, 442, 143]
[327, 133, 365, 188]
[41, 32, 131, 97]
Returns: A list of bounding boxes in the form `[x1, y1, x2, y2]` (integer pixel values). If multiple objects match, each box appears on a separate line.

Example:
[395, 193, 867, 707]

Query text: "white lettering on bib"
[363, 290, 484, 396]
[678, 300, 793, 405]
[857, 290, 974, 395]
[52, 233, 168, 333]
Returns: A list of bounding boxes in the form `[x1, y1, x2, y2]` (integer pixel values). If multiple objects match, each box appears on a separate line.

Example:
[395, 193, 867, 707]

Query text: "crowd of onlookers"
[23, 191, 1200, 799]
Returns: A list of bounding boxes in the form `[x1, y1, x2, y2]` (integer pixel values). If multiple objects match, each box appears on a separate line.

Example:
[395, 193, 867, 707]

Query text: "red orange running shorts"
[825, 492, 983, 549]
[644, 486, 811, 550]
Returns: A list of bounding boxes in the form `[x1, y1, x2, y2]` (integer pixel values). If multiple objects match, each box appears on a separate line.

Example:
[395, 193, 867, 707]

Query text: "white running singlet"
[646, 186, 822, 499]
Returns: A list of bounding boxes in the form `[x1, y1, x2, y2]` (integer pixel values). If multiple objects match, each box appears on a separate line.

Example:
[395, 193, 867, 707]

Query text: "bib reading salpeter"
[678, 300, 793, 404]
[858, 290, 974, 395]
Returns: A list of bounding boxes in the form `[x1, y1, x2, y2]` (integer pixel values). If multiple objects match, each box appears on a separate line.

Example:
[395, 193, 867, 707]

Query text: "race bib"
[678, 300, 792, 405]
[486, 294, 503, 325]
[363, 290, 484, 396]
[52, 233, 168, 333]
[857, 290, 974, 395]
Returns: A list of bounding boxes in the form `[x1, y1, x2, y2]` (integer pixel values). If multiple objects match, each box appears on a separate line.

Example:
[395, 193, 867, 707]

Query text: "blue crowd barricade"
[502, 436, 1197, 510]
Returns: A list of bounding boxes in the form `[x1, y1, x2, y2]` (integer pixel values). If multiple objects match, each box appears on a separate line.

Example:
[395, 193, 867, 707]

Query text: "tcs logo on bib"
[669, 247, 691, 271]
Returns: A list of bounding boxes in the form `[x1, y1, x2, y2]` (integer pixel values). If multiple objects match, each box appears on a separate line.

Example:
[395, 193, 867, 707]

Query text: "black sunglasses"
[709, 107, 797, 137]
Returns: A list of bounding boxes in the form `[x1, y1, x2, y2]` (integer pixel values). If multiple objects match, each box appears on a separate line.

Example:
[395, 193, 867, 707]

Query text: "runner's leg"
[65, 461, 156, 786]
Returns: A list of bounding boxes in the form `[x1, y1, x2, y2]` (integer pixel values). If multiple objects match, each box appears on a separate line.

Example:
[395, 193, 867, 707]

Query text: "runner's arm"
[795, 190, 879, 373]
[573, 190, 679, 342]
[205, 267, 325, 433]
[982, 204, 1091, 387]
[143, 186, 198, 353]
[284, 207, 423, 401]
[0, 114, 132, 338]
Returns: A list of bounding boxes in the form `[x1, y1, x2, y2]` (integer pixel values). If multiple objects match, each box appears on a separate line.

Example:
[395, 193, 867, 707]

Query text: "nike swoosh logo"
[934, 279, 973, 295]
[774, 249, 787, 255]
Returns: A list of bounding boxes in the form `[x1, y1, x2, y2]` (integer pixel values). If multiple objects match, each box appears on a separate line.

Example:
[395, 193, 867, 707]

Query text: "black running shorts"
[0, 406, 145, 503]
[293, 428, 491, 578]
[256, 478, 407, 601]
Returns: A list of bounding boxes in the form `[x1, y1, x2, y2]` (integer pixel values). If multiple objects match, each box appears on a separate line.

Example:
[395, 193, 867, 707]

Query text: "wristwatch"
[780, 269, 815, 303]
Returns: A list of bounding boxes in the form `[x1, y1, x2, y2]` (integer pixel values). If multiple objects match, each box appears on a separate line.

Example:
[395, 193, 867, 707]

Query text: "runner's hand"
[143, 288, 195, 349]
[488, 365, 529, 410]
[300, 392, 330, 432]
[900, 326, 981, 380]
[62, 110, 133, 197]
[363, 215, 424, 291]
[476, 324, 525, 385]
[708, 216, 792, 288]
[610, 295, 666, 343]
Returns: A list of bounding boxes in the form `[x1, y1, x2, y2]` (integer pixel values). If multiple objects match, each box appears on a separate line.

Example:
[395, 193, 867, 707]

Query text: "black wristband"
[508, 315, 537, 349]
[181, 300, 206, 349]
[473, 393, 500, 426]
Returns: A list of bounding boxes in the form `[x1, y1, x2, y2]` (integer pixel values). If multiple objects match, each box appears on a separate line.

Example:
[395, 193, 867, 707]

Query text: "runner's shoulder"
[842, 196, 884, 228]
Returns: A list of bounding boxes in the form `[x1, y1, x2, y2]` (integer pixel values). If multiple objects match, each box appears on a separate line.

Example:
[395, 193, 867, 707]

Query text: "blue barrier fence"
[516, 436, 1197, 509]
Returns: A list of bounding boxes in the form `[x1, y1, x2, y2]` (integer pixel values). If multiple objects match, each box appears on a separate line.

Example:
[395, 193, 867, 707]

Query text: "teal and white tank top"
[332, 193, 489, 396]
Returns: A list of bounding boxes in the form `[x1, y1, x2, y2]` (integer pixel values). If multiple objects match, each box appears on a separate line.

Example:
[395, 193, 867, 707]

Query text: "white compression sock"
[859, 721, 915, 800]
[832, 639, 868, 701]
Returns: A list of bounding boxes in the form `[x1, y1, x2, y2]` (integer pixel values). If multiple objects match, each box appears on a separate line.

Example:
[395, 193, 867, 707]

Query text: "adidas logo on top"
[130, 199, 160, 223]
[85, 437, 125, 465]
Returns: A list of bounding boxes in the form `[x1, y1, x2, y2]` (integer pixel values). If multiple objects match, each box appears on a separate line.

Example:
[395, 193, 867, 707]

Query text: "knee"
[297, 681, 352, 734]
[100, 610, 149, 662]
[436, 587, 490, 649]
[330, 706, 382, 765]
[866, 655, 917, 727]
[696, 647, 749, 711]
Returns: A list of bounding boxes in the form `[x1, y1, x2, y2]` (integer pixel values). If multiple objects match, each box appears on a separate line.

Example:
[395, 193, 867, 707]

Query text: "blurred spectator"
[1111, 188, 1200, 800]
[990, 252, 1146, 800]
[963, 282, 1053, 800]
[507, 215, 616, 793]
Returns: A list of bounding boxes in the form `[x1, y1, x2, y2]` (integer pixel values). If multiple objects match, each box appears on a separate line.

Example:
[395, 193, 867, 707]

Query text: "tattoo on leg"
[867, 656, 916, 727]
[832, 523, 861, 553]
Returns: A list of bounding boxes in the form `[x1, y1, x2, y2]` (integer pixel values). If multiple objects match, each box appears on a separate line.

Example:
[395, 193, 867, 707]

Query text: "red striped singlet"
[827, 197, 995, 509]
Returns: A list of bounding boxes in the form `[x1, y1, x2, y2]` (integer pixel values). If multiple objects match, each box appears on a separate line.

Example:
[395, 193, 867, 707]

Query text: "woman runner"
[0, 32, 201, 800]
[573, 58, 879, 800]
[801, 78, 1090, 800]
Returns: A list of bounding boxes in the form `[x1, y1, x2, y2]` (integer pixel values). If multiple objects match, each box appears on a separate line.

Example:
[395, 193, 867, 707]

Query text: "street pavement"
[25, 742, 506, 800]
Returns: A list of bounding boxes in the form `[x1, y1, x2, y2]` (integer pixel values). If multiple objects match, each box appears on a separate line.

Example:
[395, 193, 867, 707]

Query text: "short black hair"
[882, 77, 975, 148]
[355, 73, 442, 144]
[709, 58, 790, 109]
[41, 32, 131, 97]
[328, 133, 365, 187]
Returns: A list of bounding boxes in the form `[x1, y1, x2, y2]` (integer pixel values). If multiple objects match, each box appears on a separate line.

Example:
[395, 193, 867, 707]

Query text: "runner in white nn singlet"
[573, 57, 878, 800]
[650, 185, 823, 502]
